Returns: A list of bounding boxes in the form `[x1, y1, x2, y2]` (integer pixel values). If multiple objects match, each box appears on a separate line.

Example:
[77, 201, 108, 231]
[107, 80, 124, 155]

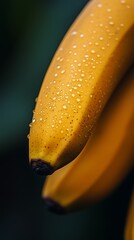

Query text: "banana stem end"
[30, 159, 54, 176]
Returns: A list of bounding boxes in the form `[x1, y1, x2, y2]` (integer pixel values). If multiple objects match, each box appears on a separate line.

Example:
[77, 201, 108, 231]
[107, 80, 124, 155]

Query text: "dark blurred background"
[0, 0, 133, 239]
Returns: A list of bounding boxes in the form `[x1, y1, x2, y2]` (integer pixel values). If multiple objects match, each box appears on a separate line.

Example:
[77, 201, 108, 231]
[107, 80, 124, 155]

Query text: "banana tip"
[30, 159, 54, 175]
[43, 197, 66, 214]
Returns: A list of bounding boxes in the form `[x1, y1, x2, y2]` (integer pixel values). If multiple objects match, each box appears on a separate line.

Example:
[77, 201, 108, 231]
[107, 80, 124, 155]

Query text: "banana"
[29, 0, 134, 175]
[42, 68, 134, 213]
[124, 190, 134, 240]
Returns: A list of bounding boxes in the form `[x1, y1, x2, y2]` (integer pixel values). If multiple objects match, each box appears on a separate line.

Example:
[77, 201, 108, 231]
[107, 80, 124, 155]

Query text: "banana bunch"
[29, 0, 134, 174]
[29, 0, 134, 237]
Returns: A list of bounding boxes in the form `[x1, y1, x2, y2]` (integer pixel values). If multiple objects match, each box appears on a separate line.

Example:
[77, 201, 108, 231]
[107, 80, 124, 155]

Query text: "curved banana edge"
[124, 190, 134, 240]
[42, 67, 134, 213]
[29, 0, 134, 174]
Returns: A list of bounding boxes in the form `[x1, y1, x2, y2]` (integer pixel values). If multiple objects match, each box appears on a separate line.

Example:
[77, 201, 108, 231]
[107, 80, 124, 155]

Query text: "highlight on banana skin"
[28, 0, 134, 227]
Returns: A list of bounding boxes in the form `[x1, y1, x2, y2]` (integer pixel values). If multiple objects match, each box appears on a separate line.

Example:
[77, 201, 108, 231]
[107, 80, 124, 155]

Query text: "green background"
[0, 0, 133, 239]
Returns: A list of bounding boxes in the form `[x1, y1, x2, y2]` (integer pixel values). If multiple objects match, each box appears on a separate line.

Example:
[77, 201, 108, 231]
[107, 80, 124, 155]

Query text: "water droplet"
[63, 105, 67, 109]
[76, 98, 80, 102]
[99, 23, 103, 27]
[71, 31, 77, 35]
[27, 134, 30, 139]
[51, 124, 55, 128]
[80, 33, 84, 37]
[29, 123, 32, 128]
[99, 37, 104, 40]
[90, 13, 94, 17]
[92, 66, 96, 69]
[107, 8, 111, 12]
[120, 23, 124, 27]
[59, 120, 62, 124]
[32, 118, 36, 123]
[81, 73, 85, 77]
[73, 45, 77, 49]
[95, 42, 99, 46]
[85, 54, 89, 58]
[109, 21, 114, 26]
[120, 0, 126, 4]
[54, 73, 58, 77]
[57, 56, 60, 61]
[97, 3, 102, 8]
[40, 117, 43, 121]
[57, 65, 61, 70]
[97, 54, 100, 58]
[61, 69, 65, 74]
[106, 28, 110, 33]
[72, 93, 75, 97]
[83, 44, 87, 48]
[91, 49, 95, 53]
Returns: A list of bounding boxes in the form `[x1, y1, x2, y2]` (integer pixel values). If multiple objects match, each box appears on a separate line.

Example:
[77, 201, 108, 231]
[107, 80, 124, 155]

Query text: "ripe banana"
[124, 190, 134, 240]
[29, 0, 134, 174]
[42, 68, 134, 213]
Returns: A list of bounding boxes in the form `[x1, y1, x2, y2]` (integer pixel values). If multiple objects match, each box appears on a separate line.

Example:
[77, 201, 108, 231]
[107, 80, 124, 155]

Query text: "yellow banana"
[124, 190, 134, 240]
[42, 68, 134, 213]
[29, 0, 134, 174]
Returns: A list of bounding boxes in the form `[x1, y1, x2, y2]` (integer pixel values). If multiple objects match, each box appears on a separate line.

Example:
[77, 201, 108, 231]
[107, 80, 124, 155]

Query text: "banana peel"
[42, 67, 134, 213]
[124, 190, 134, 240]
[29, 0, 134, 174]
[28, 1, 134, 238]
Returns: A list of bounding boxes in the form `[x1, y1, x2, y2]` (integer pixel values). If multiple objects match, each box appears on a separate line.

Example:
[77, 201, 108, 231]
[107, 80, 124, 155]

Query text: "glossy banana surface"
[29, 0, 134, 174]
[42, 68, 134, 212]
